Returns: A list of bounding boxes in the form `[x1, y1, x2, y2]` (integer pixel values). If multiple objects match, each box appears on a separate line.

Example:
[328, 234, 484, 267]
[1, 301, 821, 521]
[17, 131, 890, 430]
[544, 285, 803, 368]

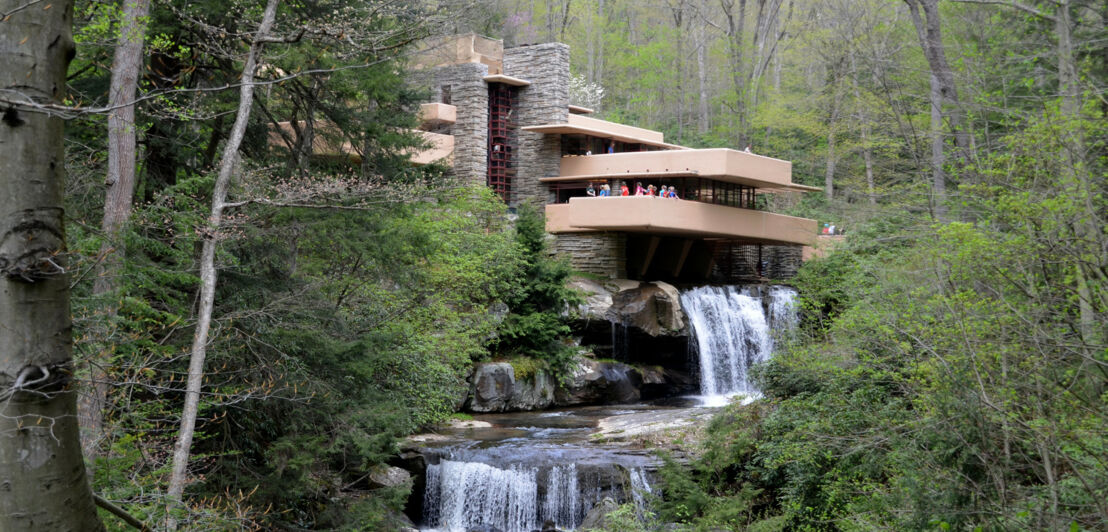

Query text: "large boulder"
[367, 465, 411, 489]
[467, 362, 555, 413]
[578, 497, 620, 531]
[555, 358, 643, 406]
[607, 281, 685, 337]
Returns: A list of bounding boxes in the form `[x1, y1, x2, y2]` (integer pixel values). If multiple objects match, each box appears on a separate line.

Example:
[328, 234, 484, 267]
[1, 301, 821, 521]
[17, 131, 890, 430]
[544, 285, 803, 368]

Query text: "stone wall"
[503, 43, 570, 206]
[409, 63, 489, 183]
[553, 232, 626, 278]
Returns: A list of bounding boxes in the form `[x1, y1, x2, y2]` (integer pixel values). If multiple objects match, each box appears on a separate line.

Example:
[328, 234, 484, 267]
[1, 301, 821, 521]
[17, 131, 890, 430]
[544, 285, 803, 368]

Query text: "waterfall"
[542, 464, 579, 529]
[680, 285, 797, 402]
[422, 460, 652, 531]
[767, 285, 799, 330]
[424, 460, 538, 532]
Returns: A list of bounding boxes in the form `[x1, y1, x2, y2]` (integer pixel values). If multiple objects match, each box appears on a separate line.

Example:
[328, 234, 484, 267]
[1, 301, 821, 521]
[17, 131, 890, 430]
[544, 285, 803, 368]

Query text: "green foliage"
[493, 204, 582, 378]
[659, 108, 1107, 530]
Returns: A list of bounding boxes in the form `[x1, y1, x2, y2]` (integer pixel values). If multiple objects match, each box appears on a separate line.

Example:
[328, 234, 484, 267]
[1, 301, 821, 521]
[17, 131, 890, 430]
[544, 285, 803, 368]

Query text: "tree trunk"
[928, 71, 947, 219]
[824, 86, 840, 200]
[852, 54, 877, 205]
[165, 0, 279, 526]
[0, 0, 105, 529]
[80, 0, 151, 461]
[721, 0, 749, 144]
[696, 6, 710, 135]
[905, 0, 972, 155]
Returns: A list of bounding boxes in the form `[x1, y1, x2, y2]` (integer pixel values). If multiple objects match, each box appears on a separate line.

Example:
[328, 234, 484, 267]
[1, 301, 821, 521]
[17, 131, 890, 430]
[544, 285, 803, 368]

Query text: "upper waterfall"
[680, 285, 797, 402]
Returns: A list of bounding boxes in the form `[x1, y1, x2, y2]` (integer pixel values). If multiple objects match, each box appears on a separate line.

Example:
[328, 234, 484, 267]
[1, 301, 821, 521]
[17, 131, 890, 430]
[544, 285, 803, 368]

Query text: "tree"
[903, 0, 972, 219]
[165, 0, 279, 525]
[0, 0, 104, 529]
[79, 0, 151, 461]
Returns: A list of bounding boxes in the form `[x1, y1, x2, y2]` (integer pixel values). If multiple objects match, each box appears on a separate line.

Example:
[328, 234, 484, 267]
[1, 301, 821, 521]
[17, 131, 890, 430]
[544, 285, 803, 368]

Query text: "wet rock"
[468, 362, 555, 413]
[608, 281, 686, 337]
[466, 526, 504, 532]
[555, 358, 642, 406]
[537, 519, 563, 531]
[578, 497, 620, 530]
[368, 465, 411, 489]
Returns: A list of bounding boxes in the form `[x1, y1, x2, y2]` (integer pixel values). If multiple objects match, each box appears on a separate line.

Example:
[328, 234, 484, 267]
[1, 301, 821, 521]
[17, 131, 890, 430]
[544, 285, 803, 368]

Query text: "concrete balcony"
[552, 148, 819, 192]
[409, 131, 454, 165]
[546, 196, 817, 246]
[418, 103, 457, 128]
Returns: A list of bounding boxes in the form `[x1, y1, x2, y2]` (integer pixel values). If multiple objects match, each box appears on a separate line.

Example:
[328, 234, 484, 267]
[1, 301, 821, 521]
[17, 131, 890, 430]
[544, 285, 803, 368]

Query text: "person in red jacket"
[620, 183, 629, 196]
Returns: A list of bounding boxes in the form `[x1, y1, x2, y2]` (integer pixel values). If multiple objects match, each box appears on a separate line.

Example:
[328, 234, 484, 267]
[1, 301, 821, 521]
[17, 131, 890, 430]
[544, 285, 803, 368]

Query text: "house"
[410, 34, 820, 281]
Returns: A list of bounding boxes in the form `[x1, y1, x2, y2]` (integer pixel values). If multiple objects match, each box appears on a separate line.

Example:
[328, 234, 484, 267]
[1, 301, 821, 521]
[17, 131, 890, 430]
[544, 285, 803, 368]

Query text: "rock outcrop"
[467, 362, 556, 412]
[571, 277, 686, 337]
[465, 358, 692, 412]
[607, 280, 685, 336]
[578, 497, 620, 530]
[554, 358, 643, 405]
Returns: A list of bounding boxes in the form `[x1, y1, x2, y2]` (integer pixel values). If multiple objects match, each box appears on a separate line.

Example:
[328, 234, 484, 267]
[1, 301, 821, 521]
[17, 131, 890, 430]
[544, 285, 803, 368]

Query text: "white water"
[423, 460, 538, 531]
[680, 285, 797, 404]
[422, 459, 652, 531]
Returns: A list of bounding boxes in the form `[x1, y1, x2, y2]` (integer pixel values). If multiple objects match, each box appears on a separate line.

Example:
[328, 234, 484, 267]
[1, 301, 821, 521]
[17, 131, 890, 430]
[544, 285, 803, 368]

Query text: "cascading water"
[421, 456, 653, 532]
[767, 285, 799, 330]
[680, 285, 797, 403]
[423, 460, 538, 531]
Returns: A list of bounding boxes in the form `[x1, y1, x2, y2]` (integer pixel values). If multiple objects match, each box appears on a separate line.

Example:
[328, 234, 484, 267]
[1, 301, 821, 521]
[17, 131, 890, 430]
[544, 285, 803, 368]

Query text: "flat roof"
[483, 74, 531, 86]
[522, 124, 686, 150]
[567, 104, 595, 114]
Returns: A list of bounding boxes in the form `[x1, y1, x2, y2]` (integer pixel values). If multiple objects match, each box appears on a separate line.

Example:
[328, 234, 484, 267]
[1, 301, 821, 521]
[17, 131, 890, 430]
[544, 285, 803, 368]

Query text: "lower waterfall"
[422, 458, 652, 531]
[680, 285, 798, 401]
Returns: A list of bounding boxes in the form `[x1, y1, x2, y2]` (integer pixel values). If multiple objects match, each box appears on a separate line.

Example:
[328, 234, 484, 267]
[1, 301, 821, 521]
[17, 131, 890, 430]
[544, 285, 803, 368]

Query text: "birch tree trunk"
[0, 0, 104, 529]
[79, 0, 151, 461]
[165, 0, 279, 525]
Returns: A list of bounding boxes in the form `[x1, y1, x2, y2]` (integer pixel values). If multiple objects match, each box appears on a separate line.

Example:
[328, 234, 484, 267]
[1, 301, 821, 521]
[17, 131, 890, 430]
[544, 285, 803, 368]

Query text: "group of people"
[586, 181, 679, 199]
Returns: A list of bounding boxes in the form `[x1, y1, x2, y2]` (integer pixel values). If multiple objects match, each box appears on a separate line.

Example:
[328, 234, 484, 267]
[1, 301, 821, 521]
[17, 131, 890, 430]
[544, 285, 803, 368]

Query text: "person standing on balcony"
[599, 184, 610, 197]
[586, 183, 596, 197]
[647, 184, 657, 196]
[620, 183, 629, 196]
[607, 141, 615, 153]
[635, 182, 646, 196]
[668, 186, 679, 199]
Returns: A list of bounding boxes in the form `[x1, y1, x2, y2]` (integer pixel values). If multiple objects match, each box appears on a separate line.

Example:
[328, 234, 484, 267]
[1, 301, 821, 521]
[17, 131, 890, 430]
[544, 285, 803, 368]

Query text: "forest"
[0, 0, 1104, 530]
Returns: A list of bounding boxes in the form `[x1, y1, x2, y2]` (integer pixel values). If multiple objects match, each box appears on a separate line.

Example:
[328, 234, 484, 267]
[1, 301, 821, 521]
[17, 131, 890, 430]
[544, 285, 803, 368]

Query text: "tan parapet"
[556, 149, 798, 191]
[546, 196, 817, 246]
[418, 103, 457, 128]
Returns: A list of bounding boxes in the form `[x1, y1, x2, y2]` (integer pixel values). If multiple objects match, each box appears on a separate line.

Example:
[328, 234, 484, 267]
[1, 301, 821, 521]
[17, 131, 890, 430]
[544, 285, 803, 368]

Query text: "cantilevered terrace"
[525, 116, 819, 248]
